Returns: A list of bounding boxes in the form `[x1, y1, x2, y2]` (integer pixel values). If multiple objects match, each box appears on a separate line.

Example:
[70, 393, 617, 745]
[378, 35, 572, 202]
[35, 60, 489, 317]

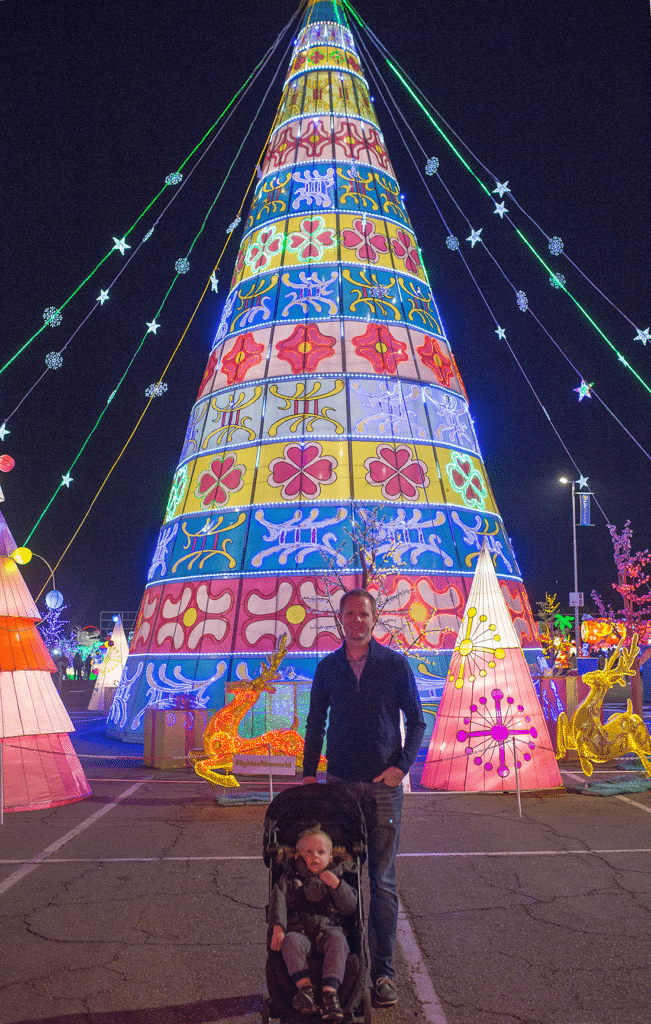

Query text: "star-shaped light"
[493, 202, 508, 218]
[112, 237, 131, 255]
[577, 474, 589, 489]
[466, 228, 483, 248]
[574, 380, 594, 402]
[493, 181, 510, 198]
[210, 273, 219, 293]
[146, 319, 161, 334]
[495, 326, 506, 340]
[0, 423, 10, 440]
[618, 354, 628, 366]
[97, 290, 110, 305]
[634, 327, 651, 345]
[61, 473, 73, 488]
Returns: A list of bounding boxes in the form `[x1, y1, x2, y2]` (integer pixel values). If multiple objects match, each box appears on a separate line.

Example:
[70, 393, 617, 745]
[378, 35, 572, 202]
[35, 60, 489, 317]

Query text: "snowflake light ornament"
[143, 228, 154, 242]
[550, 273, 566, 289]
[145, 382, 168, 398]
[45, 352, 63, 370]
[516, 290, 528, 312]
[175, 258, 190, 274]
[445, 235, 459, 251]
[425, 156, 439, 176]
[226, 216, 241, 234]
[165, 172, 183, 185]
[548, 236, 564, 256]
[43, 306, 62, 328]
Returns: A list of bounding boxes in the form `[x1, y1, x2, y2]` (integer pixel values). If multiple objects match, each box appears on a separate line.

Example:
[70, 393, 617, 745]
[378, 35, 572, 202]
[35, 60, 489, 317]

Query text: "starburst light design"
[45, 352, 63, 370]
[165, 172, 183, 185]
[456, 689, 538, 779]
[548, 236, 564, 255]
[516, 290, 528, 312]
[448, 606, 505, 690]
[550, 273, 566, 289]
[145, 382, 168, 398]
[175, 258, 190, 274]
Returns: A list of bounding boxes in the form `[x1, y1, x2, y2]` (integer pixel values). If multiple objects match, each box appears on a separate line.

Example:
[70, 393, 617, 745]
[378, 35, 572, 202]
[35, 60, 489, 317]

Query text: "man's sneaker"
[292, 985, 318, 1014]
[372, 976, 398, 1007]
[321, 989, 344, 1021]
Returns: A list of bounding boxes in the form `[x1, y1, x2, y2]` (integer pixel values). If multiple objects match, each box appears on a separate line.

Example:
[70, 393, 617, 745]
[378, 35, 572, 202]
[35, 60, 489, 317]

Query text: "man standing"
[302, 589, 425, 1008]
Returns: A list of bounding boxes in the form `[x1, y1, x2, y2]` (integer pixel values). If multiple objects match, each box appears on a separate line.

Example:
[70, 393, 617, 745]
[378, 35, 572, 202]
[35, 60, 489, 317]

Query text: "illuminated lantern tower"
[108, 0, 539, 743]
[422, 541, 562, 792]
[0, 510, 91, 811]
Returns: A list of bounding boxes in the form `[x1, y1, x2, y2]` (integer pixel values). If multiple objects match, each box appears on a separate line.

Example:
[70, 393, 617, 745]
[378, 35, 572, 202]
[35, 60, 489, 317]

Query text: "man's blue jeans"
[328, 777, 404, 982]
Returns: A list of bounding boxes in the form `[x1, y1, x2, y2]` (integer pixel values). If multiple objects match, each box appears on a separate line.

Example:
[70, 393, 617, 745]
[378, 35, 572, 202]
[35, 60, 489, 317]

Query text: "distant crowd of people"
[55, 652, 93, 688]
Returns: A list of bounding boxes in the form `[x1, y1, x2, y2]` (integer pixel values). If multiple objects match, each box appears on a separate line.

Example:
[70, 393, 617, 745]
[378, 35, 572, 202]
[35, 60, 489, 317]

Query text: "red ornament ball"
[0, 454, 15, 473]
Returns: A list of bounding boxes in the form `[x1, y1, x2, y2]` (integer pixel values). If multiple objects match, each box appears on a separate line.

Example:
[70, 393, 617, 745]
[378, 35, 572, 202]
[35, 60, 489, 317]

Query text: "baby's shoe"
[321, 990, 344, 1022]
[292, 985, 318, 1014]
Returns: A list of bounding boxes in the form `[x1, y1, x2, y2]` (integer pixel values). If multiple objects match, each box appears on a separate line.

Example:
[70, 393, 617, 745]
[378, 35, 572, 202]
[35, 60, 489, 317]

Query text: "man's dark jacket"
[302, 637, 425, 782]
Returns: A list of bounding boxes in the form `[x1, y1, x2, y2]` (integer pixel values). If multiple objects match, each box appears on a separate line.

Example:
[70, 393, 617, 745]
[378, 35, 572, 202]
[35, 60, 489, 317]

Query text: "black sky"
[3, 0, 651, 628]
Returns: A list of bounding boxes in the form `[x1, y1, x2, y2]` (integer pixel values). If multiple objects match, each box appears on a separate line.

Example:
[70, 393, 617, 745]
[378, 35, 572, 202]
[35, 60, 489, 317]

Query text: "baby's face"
[297, 832, 332, 875]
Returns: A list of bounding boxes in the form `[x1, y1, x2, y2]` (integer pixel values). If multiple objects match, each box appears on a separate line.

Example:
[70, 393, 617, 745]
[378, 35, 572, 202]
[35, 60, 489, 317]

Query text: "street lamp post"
[559, 477, 582, 663]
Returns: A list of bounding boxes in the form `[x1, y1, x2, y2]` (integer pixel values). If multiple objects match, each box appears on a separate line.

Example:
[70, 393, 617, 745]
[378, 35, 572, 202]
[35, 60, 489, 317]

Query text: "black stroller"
[262, 783, 372, 1024]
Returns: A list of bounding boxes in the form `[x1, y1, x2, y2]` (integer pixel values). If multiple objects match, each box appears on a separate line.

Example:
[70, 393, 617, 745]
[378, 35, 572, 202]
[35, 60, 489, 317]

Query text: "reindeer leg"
[555, 713, 569, 759]
[194, 757, 240, 788]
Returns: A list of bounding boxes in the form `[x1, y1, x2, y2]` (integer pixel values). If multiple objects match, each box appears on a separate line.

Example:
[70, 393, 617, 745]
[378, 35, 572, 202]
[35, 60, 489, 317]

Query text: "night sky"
[3, 0, 651, 629]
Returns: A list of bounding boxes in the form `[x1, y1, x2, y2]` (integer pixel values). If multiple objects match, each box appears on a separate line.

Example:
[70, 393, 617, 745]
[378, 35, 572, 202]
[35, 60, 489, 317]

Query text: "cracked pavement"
[1, 774, 651, 1024]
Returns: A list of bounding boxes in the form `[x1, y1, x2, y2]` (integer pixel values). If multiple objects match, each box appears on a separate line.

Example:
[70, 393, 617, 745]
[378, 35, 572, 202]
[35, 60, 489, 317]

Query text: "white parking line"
[397, 898, 448, 1024]
[0, 780, 146, 896]
[2, 846, 650, 867]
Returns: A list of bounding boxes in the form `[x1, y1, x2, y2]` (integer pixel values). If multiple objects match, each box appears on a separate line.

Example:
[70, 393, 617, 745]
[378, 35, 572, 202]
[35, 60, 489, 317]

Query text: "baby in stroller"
[269, 825, 357, 1020]
[263, 783, 371, 1024]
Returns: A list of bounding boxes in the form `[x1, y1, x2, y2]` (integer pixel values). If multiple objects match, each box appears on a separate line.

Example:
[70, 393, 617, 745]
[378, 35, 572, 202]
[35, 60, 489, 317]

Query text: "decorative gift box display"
[144, 696, 211, 769]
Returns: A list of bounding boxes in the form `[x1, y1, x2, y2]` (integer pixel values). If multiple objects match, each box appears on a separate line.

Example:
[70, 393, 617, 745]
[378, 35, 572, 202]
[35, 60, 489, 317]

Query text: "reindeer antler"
[604, 633, 639, 682]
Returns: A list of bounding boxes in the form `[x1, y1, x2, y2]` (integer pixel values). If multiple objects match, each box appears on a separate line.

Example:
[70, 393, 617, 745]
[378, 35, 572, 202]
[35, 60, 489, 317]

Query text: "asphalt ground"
[1, 712, 651, 1024]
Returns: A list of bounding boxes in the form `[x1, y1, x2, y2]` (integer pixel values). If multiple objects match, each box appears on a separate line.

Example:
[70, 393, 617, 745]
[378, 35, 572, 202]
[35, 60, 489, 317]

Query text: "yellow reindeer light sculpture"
[555, 634, 651, 777]
[193, 637, 325, 788]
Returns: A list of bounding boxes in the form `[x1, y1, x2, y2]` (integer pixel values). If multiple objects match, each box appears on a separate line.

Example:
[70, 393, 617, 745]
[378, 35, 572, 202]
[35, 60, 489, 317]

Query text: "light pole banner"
[579, 492, 592, 526]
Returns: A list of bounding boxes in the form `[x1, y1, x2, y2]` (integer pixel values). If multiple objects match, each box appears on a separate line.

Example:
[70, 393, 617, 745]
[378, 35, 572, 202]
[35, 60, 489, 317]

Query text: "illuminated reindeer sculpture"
[555, 634, 651, 777]
[193, 636, 324, 788]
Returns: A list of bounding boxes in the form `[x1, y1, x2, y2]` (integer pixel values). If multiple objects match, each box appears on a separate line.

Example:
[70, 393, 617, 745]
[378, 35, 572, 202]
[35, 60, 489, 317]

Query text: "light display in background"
[88, 614, 129, 713]
[556, 635, 651, 777]
[0, 502, 90, 812]
[108, 0, 541, 744]
[422, 542, 562, 792]
[193, 637, 326, 787]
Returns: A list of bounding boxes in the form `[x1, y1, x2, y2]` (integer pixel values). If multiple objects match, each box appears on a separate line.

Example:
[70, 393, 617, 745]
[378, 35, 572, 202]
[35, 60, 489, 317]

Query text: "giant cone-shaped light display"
[88, 615, 129, 712]
[421, 542, 562, 791]
[108, 0, 539, 743]
[0, 511, 92, 811]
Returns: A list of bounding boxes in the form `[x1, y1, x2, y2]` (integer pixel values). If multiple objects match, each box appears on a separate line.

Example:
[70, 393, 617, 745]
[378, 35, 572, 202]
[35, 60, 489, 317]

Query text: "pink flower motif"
[364, 444, 429, 501]
[268, 442, 337, 500]
[244, 225, 285, 272]
[391, 229, 421, 275]
[341, 218, 389, 264]
[196, 454, 245, 508]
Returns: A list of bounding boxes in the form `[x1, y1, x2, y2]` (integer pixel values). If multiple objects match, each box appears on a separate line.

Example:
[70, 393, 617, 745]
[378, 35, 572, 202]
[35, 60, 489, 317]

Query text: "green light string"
[23, 36, 292, 550]
[344, 0, 651, 398]
[0, 20, 296, 381]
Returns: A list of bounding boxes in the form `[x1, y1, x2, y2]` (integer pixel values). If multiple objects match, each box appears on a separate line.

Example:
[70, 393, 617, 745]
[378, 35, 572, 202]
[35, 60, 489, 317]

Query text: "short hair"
[296, 826, 332, 852]
[339, 588, 377, 617]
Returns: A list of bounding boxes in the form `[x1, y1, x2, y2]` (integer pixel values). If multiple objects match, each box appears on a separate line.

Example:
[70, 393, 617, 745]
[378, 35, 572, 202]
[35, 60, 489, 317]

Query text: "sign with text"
[569, 592, 584, 607]
[232, 754, 296, 776]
